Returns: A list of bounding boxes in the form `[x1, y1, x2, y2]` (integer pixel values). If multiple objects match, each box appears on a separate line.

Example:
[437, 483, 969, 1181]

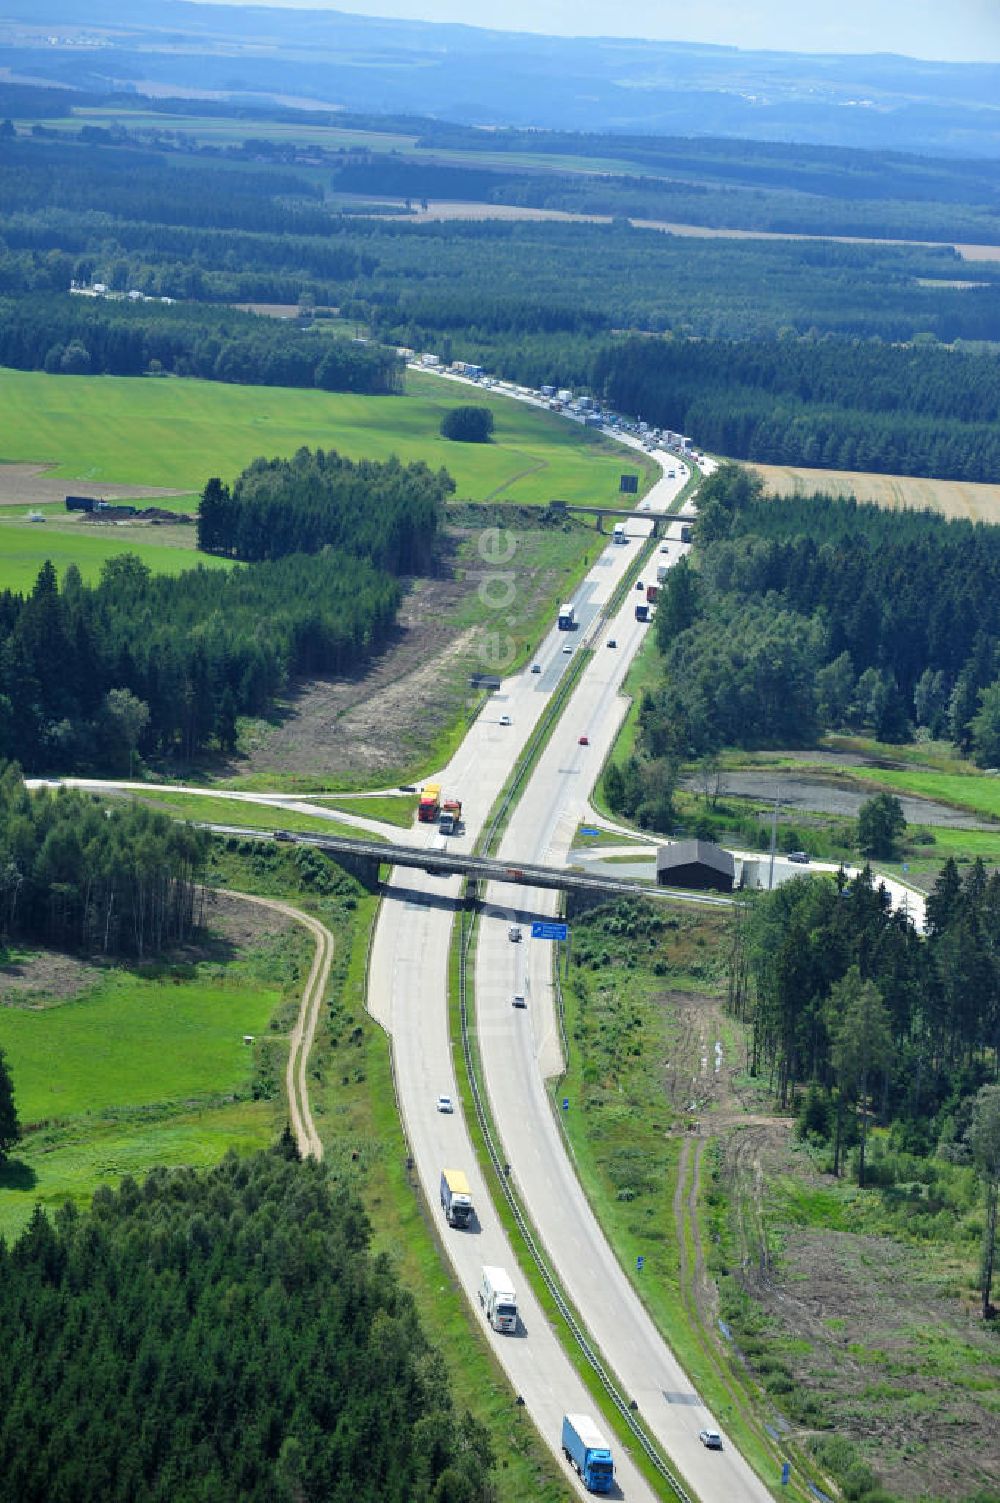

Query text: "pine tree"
[0, 1046, 21, 1164]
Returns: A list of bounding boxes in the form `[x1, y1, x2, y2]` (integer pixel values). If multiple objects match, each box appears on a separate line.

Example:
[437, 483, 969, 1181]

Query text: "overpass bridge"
[547, 501, 694, 538]
[205, 824, 732, 910]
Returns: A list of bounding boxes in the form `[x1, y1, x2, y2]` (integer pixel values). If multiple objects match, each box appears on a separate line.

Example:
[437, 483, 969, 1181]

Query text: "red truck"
[418, 782, 441, 823]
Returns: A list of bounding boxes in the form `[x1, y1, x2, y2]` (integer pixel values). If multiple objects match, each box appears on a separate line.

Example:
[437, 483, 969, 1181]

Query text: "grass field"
[0, 958, 287, 1240]
[0, 513, 220, 591]
[315, 792, 418, 827]
[1, 969, 279, 1123]
[750, 462, 1000, 522]
[836, 764, 1000, 822]
[0, 366, 652, 506]
[121, 789, 390, 840]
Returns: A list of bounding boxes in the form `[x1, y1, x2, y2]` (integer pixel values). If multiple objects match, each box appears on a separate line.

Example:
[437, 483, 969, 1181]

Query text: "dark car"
[787, 851, 811, 864]
[607, 638, 617, 649]
[531, 663, 542, 673]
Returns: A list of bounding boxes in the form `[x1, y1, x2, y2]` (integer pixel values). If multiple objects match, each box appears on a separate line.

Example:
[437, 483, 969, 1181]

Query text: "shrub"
[440, 405, 495, 442]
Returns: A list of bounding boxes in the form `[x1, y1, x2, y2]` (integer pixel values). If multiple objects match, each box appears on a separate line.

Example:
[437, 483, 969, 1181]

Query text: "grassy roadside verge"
[551, 900, 814, 1503]
[309, 792, 419, 827]
[117, 788, 389, 841]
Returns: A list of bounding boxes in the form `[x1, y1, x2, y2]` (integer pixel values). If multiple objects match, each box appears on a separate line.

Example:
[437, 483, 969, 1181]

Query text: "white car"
[499, 714, 512, 726]
[699, 1429, 723, 1450]
[562, 645, 573, 654]
[512, 994, 527, 1009]
[436, 1094, 454, 1114]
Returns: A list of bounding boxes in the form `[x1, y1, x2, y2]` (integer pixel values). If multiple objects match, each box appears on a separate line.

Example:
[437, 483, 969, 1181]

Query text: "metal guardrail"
[456, 906, 696, 1503]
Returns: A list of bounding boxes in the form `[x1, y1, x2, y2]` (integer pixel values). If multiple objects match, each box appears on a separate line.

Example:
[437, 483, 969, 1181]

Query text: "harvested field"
[0, 462, 186, 507]
[749, 462, 1000, 523]
[362, 199, 1000, 262]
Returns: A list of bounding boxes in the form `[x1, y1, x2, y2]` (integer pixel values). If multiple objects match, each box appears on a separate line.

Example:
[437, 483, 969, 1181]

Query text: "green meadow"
[0, 366, 651, 505]
[0, 965, 284, 1239]
[1, 970, 279, 1121]
[0, 512, 224, 591]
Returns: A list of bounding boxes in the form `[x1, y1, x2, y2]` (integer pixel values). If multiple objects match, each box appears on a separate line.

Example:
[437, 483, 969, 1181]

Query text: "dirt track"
[220, 888, 333, 1160]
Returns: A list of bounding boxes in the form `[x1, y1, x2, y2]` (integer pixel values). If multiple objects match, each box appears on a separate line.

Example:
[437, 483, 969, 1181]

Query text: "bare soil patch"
[758, 1227, 1000, 1501]
[0, 949, 98, 1005]
[697, 768, 997, 828]
[0, 462, 186, 507]
[235, 563, 479, 782]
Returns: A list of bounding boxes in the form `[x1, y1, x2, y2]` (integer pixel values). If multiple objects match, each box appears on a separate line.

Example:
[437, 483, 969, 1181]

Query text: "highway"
[475, 582, 779, 1501]
[368, 453, 693, 1500]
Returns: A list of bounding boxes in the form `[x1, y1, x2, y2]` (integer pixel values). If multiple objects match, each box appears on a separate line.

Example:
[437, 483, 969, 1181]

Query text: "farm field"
[0, 510, 217, 591]
[0, 366, 652, 505]
[749, 462, 1000, 522]
[35, 105, 652, 177]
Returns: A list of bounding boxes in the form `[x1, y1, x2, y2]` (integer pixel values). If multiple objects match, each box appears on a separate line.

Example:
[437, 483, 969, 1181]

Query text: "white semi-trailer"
[479, 1266, 518, 1333]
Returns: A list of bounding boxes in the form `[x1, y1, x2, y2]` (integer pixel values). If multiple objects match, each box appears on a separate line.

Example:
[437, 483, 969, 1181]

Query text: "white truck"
[612, 524, 627, 545]
[479, 1265, 518, 1333]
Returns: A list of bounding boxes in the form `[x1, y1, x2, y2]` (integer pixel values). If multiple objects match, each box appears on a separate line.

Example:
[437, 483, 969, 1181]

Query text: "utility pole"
[768, 798, 779, 891]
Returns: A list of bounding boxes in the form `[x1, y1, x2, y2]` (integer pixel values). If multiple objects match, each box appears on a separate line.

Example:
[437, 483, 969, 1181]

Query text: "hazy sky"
[204, 0, 1000, 63]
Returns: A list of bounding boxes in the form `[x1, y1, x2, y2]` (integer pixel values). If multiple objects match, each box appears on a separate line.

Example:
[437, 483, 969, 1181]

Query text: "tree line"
[0, 293, 402, 392]
[198, 447, 449, 573]
[0, 551, 402, 772]
[7, 133, 1000, 353]
[0, 1147, 497, 1502]
[594, 336, 1000, 482]
[0, 763, 207, 958]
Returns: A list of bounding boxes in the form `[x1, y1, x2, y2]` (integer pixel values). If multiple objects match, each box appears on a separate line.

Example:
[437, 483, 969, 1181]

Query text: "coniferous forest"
[0, 766, 207, 957]
[635, 465, 1000, 765]
[198, 448, 450, 571]
[0, 550, 402, 772]
[0, 1148, 496, 1503]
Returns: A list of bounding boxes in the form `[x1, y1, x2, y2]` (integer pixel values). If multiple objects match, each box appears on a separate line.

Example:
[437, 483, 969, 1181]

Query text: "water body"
[697, 771, 995, 830]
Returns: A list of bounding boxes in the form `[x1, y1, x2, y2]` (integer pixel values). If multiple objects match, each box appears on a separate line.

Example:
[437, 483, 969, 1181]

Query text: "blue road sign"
[580, 826, 600, 836]
[636, 1255, 645, 1272]
[562, 1098, 570, 1112]
[902, 863, 910, 872]
[531, 921, 569, 941]
[781, 1462, 791, 1487]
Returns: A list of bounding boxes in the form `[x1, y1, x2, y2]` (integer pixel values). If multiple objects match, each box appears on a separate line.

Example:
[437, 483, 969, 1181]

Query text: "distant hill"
[3, 0, 1000, 156]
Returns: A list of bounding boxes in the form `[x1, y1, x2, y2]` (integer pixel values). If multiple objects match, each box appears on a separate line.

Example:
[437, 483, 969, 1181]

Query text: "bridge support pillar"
[565, 887, 616, 921]
[327, 850, 382, 891]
